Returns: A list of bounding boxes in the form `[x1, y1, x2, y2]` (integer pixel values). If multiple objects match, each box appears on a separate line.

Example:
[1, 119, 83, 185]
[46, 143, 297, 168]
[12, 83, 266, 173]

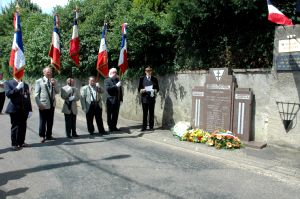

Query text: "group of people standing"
[2, 65, 159, 151]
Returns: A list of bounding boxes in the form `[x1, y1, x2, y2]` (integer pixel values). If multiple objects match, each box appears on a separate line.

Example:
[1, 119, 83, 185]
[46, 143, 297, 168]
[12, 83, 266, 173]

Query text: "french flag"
[69, 10, 80, 67]
[48, 14, 61, 72]
[118, 23, 128, 74]
[9, 11, 25, 80]
[267, 0, 293, 26]
[96, 23, 109, 77]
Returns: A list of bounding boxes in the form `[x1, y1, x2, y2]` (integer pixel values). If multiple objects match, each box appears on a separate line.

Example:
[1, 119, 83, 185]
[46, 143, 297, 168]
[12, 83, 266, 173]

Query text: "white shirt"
[0, 79, 6, 93]
[89, 85, 97, 101]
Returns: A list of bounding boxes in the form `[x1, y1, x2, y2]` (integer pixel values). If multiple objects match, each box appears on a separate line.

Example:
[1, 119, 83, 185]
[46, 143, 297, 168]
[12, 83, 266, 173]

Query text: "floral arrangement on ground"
[172, 122, 243, 150]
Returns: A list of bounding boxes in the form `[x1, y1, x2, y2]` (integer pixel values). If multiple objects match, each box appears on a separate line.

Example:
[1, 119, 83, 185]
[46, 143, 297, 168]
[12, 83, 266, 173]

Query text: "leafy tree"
[0, 0, 298, 79]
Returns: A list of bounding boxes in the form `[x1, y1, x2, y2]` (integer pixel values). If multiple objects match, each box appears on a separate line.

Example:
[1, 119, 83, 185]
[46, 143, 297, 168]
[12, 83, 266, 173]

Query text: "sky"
[0, 0, 69, 14]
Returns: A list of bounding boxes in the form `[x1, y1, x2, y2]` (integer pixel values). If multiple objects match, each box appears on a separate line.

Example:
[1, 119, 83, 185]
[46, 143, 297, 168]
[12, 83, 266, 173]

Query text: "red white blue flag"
[96, 23, 109, 77]
[69, 10, 80, 67]
[9, 11, 25, 80]
[267, 0, 293, 26]
[48, 14, 61, 72]
[118, 23, 128, 74]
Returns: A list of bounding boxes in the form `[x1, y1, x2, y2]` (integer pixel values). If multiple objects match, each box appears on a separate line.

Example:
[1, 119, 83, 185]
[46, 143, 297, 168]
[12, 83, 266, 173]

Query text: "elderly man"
[104, 68, 123, 132]
[34, 66, 59, 143]
[80, 76, 106, 135]
[61, 78, 80, 138]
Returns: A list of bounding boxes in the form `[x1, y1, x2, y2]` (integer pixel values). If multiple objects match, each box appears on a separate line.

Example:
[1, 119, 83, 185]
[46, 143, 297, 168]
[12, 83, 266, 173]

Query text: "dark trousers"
[64, 113, 77, 137]
[0, 92, 5, 113]
[86, 104, 105, 134]
[142, 102, 155, 129]
[39, 107, 55, 138]
[106, 101, 120, 130]
[9, 112, 27, 146]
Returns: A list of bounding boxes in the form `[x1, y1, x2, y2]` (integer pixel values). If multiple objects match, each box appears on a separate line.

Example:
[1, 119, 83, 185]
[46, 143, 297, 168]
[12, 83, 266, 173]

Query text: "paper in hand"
[145, 85, 153, 92]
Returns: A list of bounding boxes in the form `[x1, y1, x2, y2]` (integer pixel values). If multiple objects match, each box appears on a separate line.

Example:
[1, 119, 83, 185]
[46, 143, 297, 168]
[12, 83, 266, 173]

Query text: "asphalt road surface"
[1, 107, 300, 199]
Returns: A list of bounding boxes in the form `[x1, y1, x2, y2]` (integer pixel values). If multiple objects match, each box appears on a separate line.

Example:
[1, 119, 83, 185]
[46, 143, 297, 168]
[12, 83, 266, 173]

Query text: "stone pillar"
[191, 86, 205, 129]
[233, 88, 253, 141]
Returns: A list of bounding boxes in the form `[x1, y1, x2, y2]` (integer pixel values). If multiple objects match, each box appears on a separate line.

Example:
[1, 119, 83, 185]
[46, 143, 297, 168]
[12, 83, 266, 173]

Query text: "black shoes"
[100, 131, 109, 135]
[141, 127, 154, 131]
[46, 136, 56, 140]
[109, 128, 121, 132]
[40, 137, 46, 143]
[11, 146, 22, 151]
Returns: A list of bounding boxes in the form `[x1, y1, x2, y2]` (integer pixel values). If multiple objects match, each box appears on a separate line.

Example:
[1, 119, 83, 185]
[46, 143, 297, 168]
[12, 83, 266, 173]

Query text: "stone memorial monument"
[192, 68, 236, 131]
[192, 68, 263, 148]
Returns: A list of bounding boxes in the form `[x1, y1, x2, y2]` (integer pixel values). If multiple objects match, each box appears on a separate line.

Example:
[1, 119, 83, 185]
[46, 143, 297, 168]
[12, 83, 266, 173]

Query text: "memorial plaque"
[273, 25, 300, 71]
[191, 68, 236, 131]
[191, 87, 205, 128]
[203, 68, 235, 132]
[232, 88, 253, 141]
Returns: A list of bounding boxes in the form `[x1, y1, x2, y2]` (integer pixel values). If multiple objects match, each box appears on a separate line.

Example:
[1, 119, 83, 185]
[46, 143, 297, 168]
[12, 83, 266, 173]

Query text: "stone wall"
[119, 69, 300, 149]
[53, 69, 300, 149]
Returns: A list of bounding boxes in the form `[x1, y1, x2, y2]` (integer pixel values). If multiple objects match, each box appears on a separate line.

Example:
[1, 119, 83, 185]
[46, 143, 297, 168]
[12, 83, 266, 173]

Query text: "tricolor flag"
[96, 23, 109, 77]
[9, 11, 25, 80]
[48, 14, 61, 72]
[118, 23, 128, 74]
[267, 0, 293, 26]
[69, 10, 80, 67]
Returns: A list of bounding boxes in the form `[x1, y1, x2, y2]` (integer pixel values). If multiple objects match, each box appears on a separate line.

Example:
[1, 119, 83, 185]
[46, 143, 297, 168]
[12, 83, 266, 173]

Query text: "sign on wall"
[273, 25, 300, 71]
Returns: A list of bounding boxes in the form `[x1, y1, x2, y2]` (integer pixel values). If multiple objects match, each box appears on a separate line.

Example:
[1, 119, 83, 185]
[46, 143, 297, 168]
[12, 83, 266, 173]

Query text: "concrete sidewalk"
[111, 115, 300, 186]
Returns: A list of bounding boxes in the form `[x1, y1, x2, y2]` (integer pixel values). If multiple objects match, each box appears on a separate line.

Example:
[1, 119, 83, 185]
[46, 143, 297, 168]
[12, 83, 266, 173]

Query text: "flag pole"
[119, 18, 126, 79]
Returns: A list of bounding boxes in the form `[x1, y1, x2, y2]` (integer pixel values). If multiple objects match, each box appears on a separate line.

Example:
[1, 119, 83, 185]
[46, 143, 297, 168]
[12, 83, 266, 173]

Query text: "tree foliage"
[0, 0, 298, 79]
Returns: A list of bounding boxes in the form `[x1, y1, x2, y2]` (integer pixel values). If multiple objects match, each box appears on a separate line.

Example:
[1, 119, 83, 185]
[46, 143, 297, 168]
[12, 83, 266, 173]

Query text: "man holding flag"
[96, 23, 109, 77]
[6, 8, 33, 150]
[118, 23, 128, 74]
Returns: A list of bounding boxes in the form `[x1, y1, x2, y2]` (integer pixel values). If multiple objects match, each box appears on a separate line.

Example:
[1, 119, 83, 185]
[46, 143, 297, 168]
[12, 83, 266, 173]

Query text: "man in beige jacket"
[80, 76, 106, 135]
[34, 67, 59, 143]
[61, 78, 80, 138]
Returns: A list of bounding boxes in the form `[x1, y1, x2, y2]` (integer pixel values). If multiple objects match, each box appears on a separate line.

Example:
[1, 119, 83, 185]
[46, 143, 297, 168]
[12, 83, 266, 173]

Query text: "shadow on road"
[0, 148, 12, 155]
[101, 154, 131, 160]
[0, 187, 29, 199]
[27, 137, 73, 148]
[0, 145, 184, 199]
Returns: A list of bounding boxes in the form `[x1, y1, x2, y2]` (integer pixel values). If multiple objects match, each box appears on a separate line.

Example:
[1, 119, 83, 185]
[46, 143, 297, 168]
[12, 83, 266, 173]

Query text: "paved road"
[0, 105, 300, 198]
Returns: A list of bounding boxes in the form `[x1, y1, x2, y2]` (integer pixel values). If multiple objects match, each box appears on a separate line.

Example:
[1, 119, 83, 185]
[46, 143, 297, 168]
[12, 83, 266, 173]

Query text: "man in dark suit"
[104, 68, 123, 132]
[138, 66, 159, 131]
[5, 77, 32, 150]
